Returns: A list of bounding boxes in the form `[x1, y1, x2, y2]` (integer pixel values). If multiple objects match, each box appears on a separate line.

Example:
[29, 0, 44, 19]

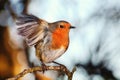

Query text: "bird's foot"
[41, 63, 47, 73]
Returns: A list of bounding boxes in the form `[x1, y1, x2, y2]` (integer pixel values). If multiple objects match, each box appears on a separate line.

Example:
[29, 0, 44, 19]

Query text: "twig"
[6, 65, 76, 80]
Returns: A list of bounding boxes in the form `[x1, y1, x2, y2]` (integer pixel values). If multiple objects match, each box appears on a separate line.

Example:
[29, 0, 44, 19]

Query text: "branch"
[6, 65, 76, 80]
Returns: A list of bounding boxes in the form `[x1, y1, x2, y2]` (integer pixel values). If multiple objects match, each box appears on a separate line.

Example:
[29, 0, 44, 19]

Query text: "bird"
[16, 14, 75, 67]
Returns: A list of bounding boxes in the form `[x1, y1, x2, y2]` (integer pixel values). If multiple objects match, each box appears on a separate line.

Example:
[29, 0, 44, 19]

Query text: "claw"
[41, 63, 47, 73]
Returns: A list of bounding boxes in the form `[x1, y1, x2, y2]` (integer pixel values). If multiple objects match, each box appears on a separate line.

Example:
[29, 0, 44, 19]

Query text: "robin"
[16, 14, 75, 67]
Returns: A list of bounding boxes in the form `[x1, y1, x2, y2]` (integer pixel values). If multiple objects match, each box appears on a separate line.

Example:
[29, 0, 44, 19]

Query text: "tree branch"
[6, 65, 76, 80]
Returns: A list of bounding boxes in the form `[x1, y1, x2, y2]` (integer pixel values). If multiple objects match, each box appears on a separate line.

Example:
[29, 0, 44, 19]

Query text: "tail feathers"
[16, 14, 44, 46]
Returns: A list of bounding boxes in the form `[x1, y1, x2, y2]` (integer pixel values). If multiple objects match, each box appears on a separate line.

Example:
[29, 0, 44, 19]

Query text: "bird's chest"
[36, 33, 68, 63]
[41, 46, 65, 63]
[51, 32, 69, 50]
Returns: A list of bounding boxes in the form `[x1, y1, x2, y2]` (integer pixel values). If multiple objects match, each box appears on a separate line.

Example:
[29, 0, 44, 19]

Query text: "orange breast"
[51, 30, 69, 50]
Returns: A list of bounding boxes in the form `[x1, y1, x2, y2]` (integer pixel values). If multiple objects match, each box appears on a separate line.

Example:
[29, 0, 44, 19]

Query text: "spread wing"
[16, 14, 48, 46]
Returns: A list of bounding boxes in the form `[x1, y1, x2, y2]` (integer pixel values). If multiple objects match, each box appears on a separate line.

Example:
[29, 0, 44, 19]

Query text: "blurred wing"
[16, 14, 47, 46]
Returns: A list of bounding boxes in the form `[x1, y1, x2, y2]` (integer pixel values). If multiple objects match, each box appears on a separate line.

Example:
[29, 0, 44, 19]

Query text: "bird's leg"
[52, 61, 66, 75]
[35, 43, 47, 73]
[41, 62, 47, 73]
[52, 61, 64, 66]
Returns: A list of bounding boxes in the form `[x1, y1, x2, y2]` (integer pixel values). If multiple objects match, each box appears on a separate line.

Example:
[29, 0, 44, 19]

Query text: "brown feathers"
[16, 14, 48, 46]
[16, 14, 74, 63]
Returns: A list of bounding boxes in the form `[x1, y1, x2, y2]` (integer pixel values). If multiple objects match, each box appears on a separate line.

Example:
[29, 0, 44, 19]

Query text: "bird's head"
[49, 21, 75, 35]
[49, 21, 75, 49]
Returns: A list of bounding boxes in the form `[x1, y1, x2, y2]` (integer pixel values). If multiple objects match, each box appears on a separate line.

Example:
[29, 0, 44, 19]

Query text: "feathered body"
[16, 14, 74, 63]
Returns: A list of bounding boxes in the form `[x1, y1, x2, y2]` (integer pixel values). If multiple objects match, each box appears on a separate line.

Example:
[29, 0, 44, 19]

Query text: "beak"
[70, 26, 76, 29]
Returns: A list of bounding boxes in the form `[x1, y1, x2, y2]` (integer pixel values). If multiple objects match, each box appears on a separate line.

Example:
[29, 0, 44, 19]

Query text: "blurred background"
[0, 0, 120, 80]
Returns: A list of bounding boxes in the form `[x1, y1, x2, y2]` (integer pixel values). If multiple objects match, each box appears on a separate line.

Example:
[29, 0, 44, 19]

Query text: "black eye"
[59, 25, 64, 28]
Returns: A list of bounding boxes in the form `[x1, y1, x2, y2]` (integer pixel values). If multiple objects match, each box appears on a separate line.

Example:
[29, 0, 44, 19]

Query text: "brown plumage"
[16, 14, 75, 63]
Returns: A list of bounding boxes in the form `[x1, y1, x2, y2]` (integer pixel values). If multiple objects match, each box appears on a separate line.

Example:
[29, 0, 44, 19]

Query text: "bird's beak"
[70, 26, 76, 29]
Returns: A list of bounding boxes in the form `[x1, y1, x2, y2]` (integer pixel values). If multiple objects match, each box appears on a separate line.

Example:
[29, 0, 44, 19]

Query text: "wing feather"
[16, 14, 48, 46]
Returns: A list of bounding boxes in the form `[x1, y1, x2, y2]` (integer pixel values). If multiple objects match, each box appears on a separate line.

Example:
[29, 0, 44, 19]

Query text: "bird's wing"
[16, 14, 48, 46]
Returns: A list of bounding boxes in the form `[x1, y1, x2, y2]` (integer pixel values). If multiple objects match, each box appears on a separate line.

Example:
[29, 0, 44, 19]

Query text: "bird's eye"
[59, 25, 64, 28]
